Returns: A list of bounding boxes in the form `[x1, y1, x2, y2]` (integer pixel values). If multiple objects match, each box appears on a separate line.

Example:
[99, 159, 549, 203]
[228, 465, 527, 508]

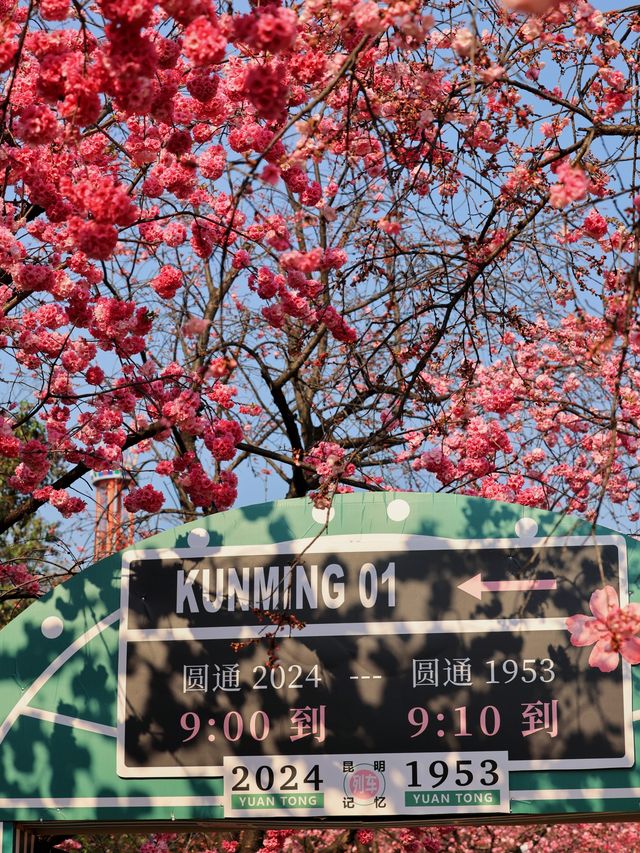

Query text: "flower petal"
[566, 614, 603, 646]
[589, 639, 619, 672]
[589, 585, 619, 621]
[620, 637, 640, 665]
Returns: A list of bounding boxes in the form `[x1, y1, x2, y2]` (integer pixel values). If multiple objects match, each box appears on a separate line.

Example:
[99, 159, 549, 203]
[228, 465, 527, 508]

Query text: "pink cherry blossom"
[183, 16, 227, 66]
[452, 28, 476, 56]
[182, 316, 209, 337]
[150, 266, 183, 300]
[501, 0, 561, 14]
[124, 485, 165, 514]
[582, 208, 608, 239]
[566, 586, 640, 672]
[549, 161, 590, 208]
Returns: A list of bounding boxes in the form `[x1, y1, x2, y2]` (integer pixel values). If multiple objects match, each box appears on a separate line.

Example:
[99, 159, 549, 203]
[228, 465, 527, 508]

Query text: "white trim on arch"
[0, 610, 120, 747]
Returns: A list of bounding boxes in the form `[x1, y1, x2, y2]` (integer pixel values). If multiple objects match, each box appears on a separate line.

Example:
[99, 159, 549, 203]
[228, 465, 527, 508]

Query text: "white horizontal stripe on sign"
[122, 532, 625, 560]
[20, 706, 117, 739]
[513, 787, 640, 801]
[124, 617, 570, 642]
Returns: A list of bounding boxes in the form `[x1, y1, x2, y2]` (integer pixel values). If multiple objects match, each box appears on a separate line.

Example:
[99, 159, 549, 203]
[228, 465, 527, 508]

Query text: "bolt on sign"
[0, 493, 639, 848]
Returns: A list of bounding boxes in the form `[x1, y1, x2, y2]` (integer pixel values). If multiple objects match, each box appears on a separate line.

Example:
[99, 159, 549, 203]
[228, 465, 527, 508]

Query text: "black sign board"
[118, 532, 631, 783]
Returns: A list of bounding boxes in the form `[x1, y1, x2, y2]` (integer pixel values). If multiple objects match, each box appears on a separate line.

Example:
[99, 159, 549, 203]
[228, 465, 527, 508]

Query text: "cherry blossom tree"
[4, 6, 640, 853]
[1, 0, 640, 602]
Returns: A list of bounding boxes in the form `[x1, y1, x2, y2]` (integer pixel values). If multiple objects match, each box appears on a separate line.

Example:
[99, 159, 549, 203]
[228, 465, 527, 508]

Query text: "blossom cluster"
[567, 586, 640, 671]
[0, 562, 40, 596]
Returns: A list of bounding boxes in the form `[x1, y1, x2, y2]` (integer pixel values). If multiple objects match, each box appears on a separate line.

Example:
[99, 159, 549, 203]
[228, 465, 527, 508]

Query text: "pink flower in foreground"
[501, 0, 560, 14]
[549, 161, 589, 208]
[182, 316, 209, 337]
[566, 586, 640, 672]
[53, 839, 82, 851]
[582, 208, 608, 239]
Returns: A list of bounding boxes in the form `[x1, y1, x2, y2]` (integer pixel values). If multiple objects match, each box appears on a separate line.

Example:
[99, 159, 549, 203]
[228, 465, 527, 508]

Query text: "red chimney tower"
[92, 469, 133, 561]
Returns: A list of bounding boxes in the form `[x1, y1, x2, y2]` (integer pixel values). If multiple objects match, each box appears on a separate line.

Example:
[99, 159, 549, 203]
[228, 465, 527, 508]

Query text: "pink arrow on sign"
[458, 573, 557, 600]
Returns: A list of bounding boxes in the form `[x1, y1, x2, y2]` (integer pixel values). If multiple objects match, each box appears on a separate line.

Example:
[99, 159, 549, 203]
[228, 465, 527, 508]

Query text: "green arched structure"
[1, 493, 639, 850]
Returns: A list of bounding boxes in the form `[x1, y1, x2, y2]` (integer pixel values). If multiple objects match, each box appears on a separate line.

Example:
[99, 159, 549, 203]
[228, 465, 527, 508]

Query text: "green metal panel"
[0, 493, 638, 825]
[0, 822, 14, 853]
